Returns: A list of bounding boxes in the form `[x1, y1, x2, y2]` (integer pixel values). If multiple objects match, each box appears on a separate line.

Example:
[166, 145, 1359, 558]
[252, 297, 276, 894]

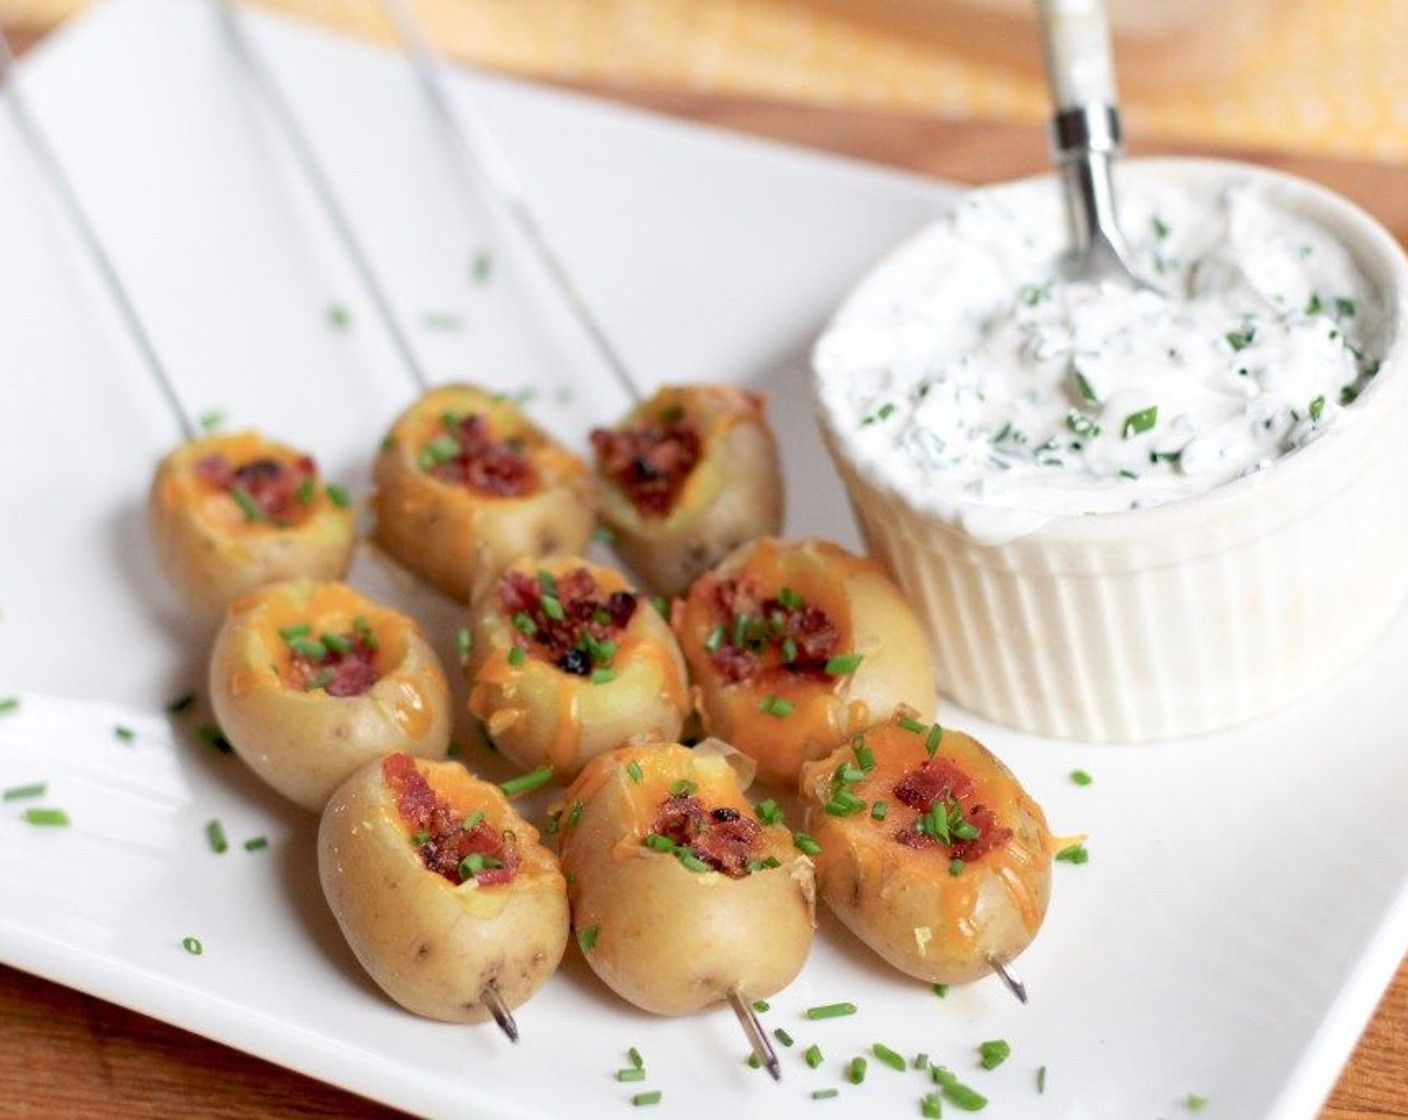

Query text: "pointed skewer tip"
[482, 983, 520, 1043]
[728, 990, 781, 1081]
[988, 957, 1028, 1004]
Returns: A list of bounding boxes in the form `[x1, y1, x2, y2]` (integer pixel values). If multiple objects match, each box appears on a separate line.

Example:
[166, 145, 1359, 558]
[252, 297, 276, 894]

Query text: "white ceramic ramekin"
[812, 159, 1408, 742]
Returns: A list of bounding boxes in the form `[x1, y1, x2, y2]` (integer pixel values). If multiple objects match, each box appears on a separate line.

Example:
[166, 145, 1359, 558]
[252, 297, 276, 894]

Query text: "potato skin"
[800, 716, 1052, 984]
[371, 384, 595, 603]
[319, 756, 568, 1022]
[464, 556, 690, 780]
[557, 742, 815, 1015]
[209, 579, 451, 811]
[147, 430, 355, 623]
[594, 384, 783, 596]
[673, 537, 938, 786]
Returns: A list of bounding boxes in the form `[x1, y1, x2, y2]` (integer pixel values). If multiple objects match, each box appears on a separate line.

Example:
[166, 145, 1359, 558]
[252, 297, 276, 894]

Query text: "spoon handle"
[1033, 0, 1117, 111]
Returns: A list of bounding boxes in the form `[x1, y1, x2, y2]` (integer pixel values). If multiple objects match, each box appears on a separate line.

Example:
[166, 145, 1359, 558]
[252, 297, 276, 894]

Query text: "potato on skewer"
[464, 557, 689, 781]
[673, 537, 937, 786]
[149, 430, 356, 622]
[372, 383, 595, 603]
[800, 710, 1053, 987]
[591, 384, 782, 596]
[209, 578, 451, 810]
[320, 753, 569, 1026]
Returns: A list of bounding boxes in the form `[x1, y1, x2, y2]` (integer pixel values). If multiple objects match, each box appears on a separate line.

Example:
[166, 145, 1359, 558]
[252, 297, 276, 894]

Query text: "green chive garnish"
[500, 766, 554, 798]
[327, 304, 351, 330]
[23, 807, 68, 826]
[303, 668, 336, 692]
[616, 1068, 645, 1083]
[932, 1067, 988, 1110]
[794, 832, 822, 856]
[676, 849, 710, 873]
[921, 1094, 942, 1118]
[703, 624, 726, 654]
[1056, 842, 1090, 864]
[812, 1089, 839, 1101]
[932, 983, 949, 999]
[804, 1044, 823, 1068]
[4, 782, 46, 801]
[472, 249, 493, 284]
[0, 696, 19, 715]
[1186, 1093, 1209, 1112]
[925, 723, 944, 756]
[197, 724, 232, 753]
[287, 636, 328, 661]
[541, 595, 565, 622]
[461, 811, 486, 831]
[760, 694, 794, 718]
[1037, 1065, 1047, 1094]
[977, 1039, 1010, 1070]
[278, 622, 312, 640]
[578, 925, 599, 952]
[774, 1028, 794, 1047]
[507, 645, 527, 667]
[870, 800, 888, 821]
[321, 632, 352, 655]
[642, 834, 675, 853]
[198, 408, 225, 432]
[897, 716, 927, 735]
[182, 936, 204, 956]
[824, 652, 864, 676]
[166, 691, 196, 714]
[626, 760, 644, 784]
[1070, 769, 1093, 786]
[1309, 395, 1326, 422]
[668, 779, 698, 797]
[243, 836, 269, 852]
[230, 485, 264, 522]
[755, 798, 783, 825]
[628, 1047, 645, 1070]
[206, 819, 228, 854]
[872, 1043, 906, 1072]
[294, 478, 316, 506]
[806, 1002, 857, 1020]
[847, 1057, 868, 1084]
[777, 586, 804, 610]
[325, 483, 351, 508]
[949, 858, 966, 876]
[590, 667, 617, 685]
[1226, 328, 1256, 352]
[1122, 405, 1158, 438]
[631, 1091, 661, 1107]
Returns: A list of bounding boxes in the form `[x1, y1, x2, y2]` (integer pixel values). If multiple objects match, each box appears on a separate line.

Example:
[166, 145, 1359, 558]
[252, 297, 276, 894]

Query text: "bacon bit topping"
[498, 567, 637, 674]
[382, 753, 519, 886]
[195, 453, 318, 525]
[700, 572, 842, 685]
[420, 413, 537, 497]
[590, 409, 702, 516]
[644, 794, 765, 878]
[891, 757, 1011, 863]
[281, 620, 380, 697]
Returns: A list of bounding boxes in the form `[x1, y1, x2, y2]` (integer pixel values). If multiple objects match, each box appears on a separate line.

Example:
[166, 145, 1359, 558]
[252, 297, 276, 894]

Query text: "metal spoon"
[1034, 0, 1158, 293]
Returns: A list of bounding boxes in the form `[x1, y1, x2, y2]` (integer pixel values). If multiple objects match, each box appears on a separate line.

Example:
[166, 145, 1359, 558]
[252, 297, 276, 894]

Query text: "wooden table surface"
[3, 12, 1407, 1120]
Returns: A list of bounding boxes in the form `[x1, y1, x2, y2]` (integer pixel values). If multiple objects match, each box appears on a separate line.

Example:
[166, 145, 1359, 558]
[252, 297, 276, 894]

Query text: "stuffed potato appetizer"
[465, 557, 689, 780]
[800, 710, 1053, 985]
[590, 384, 782, 596]
[672, 537, 937, 786]
[371, 383, 595, 603]
[148, 430, 356, 621]
[319, 753, 569, 1023]
[209, 578, 451, 810]
[555, 741, 815, 1016]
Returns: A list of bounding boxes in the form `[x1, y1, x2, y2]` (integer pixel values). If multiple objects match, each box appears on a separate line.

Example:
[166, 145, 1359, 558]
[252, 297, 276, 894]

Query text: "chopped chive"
[915, 1053, 930, 1070]
[977, 1039, 1010, 1070]
[1056, 842, 1090, 864]
[759, 694, 794, 718]
[507, 645, 527, 667]
[458, 852, 504, 879]
[578, 925, 599, 952]
[642, 834, 675, 853]
[541, 595, 565, 622]
[628, 1047, 645, 1070]
[650, 595, 670, 621]
[616, 1068, 646, 1083]
[932, 983, 949, 999]
[872, 1043, 906, 1072]
[752, 1000, 770, 1013]
[949, 858, 966, 876]
[181, 936, 204, 956]
[243, 836, 269, 852]
[206, 819, 228, 854]
[825, 790, 867, 817]
[806, 1002, 857, 1020]
[626, 760, 644, 784]
[23, 807, 68, 826]
[921, 1093, 942, 1118]
[1225, 328, 1255, 352]
[703, 624, 726, 654]
[303, 668, 336, 692]
[755, 798, 783, 826]
[565, 801, 584, 829]
[668, 779, 698, 797]
[1335, 297, 1357, 318]
[777, 586, 804, 610]
[320, 632, 352, 656]
[4, 782, 47, 801]
[165, 691, 196, 714]
[746, 1053, 762, 1069]
[461, 811, 486, 831]
[897, 716, 927, 735]
[794, 832, 822, 856]
[847, 1056, 868, 1084]
[590, 667, 617, 685]
[852, 738, 875, 771]
[812, 1089, 839, 1101]
[924, 723, 944, 757]
[871, 800, 888, 821]
[1186, 1093, 1209, 1112]
[1122, 405, 1159, 438]
[0, 696, 18, 714]
[1309, 395, 1326, 422]
[1037, 1065, 1047, 1094]
[824, 652, 864, 676]
[278, 622, 312, 640]
[745, 856, 781, 874]
[327, 303, 351, 330]
[198, 408, 225, 433]
[457, 627, 473, 663]
[411, 830, 432, 846]
[804, 1044, 823, 1068]
[774, 1028, 795, 1047]
[287, 636, 328, 661]
[500, 766, 554, 798]
[676, 848, 710, 873]
[511, 612, 537, 636]
[781, 636, 798, 664]
[631, 1091, 662, 1107]
[1073, 368, 1101, 405]
[471, 249, 493, 284]
[1070, 769, 1093, 786]
[197, 724, 232, 753]
[325, 483, 351, 508]
[294, 477, 316, 506]
[932, 1067, 988, 1110]
[229, 485, 264, 522]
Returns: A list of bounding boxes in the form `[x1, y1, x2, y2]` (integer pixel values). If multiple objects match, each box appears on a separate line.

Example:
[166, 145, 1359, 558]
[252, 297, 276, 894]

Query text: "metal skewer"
[0, 28, 196, 442]
[374, 0, 643, 406]
[728, 991, 781, 1081]
[987, 955, 1028, 1004]
[213, 0, 432, 397]
[481, 981, 520, 1043]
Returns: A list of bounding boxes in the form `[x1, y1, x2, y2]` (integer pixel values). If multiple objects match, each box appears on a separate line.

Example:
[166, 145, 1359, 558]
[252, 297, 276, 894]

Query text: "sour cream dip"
[813, 169, 1387, 543]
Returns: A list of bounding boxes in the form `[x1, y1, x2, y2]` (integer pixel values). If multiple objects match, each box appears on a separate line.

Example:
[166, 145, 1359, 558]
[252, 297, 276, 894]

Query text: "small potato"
[556, 741, 815, 1015]
[371, 383, 595, 603]
[209, 578, 451, 810]
[465, 557, 689, 780]
[147, 430, 356, 622]
[673, 537, 938, 786]
[591, 384, 782, 596]
[800, 711, 1053, 985]
[320, 753, 569, 1022]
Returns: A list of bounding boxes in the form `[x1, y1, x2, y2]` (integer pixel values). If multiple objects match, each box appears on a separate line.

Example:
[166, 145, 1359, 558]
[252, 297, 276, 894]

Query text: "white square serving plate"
[1, 2, 1406, 1117]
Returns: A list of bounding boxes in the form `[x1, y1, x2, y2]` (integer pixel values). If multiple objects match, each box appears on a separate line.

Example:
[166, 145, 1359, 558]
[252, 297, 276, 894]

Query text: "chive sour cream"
[813, 172, 1386, 543]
